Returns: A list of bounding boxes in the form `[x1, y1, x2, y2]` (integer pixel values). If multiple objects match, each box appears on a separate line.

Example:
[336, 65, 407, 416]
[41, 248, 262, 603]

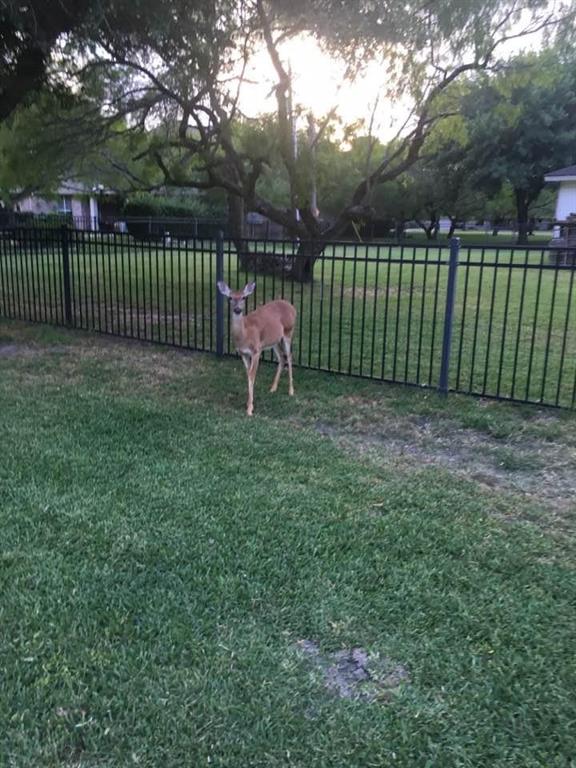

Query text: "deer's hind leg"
[282, 335, 295, 396]
[270, 344, 284, 393]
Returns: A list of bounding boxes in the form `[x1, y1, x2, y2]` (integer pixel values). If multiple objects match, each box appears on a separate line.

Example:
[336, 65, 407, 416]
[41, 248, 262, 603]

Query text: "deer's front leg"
[246, 351, 261, 416]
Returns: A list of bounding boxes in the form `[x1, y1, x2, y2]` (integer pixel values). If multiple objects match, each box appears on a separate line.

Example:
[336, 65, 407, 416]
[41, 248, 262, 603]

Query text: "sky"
[241, 36, 404, 141]
[238, 15, 551, 142]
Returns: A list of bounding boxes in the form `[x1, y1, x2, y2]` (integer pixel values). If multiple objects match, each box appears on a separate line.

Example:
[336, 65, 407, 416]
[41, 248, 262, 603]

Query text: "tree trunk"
[228, 193, 293, 276]
[447, 217, 457, 239]
[416, 219, 435, 240]
[429, 210, 440, 240]
[515, 190, 530, 246]
[290, 240, 324, 283]
[228, 192, 248, 265]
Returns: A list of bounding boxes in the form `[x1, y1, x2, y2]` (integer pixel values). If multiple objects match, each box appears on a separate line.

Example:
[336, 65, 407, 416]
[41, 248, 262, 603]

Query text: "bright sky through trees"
[242, 36, 398, 139]
[240, 21, 550, 140]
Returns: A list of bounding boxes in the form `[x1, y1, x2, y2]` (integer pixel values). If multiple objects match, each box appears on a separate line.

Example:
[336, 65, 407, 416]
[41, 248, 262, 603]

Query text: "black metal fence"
[0, 211, 228, 239]
[1, 227, 575, 409]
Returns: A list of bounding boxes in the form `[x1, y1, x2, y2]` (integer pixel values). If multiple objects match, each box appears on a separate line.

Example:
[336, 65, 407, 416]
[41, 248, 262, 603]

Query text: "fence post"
[438, 237, 460, 396]
[216, 230, 224, 356]
[60, 225, 73, 327]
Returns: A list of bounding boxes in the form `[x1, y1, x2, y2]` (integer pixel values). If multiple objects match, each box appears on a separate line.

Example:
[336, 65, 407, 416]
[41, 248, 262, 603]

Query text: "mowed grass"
[1, 231, 575, 409]
[1, 319, 576, 767]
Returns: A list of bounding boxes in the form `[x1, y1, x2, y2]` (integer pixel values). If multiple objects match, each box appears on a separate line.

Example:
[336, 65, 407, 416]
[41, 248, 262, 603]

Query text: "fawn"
[217, 281, 296, 415]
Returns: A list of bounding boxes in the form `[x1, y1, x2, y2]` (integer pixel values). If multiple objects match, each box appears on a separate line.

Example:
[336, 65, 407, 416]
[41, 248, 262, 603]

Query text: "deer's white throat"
[231, 312, 246, 345]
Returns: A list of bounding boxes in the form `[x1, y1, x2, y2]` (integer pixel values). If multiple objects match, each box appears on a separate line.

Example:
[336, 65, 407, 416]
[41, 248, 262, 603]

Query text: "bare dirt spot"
[0, 343, 68, 357]
[308, 403, 576, 534]
[295, 639, 409, 703]
[0, 344, 21, 356]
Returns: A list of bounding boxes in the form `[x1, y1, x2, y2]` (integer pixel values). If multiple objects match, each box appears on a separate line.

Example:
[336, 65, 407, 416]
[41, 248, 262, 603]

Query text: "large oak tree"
[2, 0, 574, 276]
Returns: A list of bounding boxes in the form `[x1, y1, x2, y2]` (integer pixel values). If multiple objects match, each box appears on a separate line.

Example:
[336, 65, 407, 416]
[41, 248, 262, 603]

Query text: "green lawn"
[402, 229, 552, 247]
[1, 319, 575, 767]
[1, 231, 575, 409]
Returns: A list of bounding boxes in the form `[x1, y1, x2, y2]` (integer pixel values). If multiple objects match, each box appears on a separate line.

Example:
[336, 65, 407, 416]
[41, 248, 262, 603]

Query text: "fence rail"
[1, 227, 575, 409]
[0, 211, 228, 238]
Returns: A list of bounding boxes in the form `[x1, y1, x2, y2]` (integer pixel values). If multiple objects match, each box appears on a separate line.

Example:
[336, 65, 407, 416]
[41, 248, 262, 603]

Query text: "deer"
[217, 281, 296, 416]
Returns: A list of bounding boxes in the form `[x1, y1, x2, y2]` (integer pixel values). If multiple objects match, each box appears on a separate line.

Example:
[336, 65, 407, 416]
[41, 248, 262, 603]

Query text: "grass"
[1, 319, 575, 767]
[402, 229, 552, 247]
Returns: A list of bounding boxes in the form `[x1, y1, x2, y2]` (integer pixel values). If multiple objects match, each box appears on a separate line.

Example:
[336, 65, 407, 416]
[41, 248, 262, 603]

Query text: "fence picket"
[438, 237, 460, 395]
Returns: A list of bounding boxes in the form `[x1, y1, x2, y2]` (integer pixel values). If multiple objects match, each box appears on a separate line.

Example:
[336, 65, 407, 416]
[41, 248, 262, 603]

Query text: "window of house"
[59, 196, 73, 214]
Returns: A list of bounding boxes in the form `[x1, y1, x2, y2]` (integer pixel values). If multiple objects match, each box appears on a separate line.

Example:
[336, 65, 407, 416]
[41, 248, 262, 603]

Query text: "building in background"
[15, 181, 121, 230]
[545, 165, 576, 220]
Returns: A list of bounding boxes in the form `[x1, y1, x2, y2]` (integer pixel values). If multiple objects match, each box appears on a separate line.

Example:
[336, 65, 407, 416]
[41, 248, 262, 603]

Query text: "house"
[544, 165, 576, 264]
[15, 181, 121, 230]
[544, 164, 576, 220]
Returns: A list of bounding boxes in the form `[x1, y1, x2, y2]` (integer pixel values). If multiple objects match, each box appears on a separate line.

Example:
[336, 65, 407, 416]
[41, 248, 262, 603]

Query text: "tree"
[0, 88, 161, 206]
[3, 0, 573, 277]
[248, 0, 573, 275]
[461, 50, 576, 244]
[0, 91, 92, 204]
[409, 122, 487, 239]
[0, 0, 113, 121]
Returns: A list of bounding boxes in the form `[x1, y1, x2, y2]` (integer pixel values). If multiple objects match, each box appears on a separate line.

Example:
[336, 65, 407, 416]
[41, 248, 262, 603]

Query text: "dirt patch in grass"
[306, 399, 576, 534]
[0, 344, 22, 356]
[0, 334, 204, 400]
[295, 640, 410, 703]
[0, 343, 68, 357]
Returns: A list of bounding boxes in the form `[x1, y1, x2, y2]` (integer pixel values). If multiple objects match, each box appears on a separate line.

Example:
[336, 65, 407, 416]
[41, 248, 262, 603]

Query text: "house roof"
[58, 180, 115, 195]
[58, 180, 88, 195]
[544, 164, 576, 182]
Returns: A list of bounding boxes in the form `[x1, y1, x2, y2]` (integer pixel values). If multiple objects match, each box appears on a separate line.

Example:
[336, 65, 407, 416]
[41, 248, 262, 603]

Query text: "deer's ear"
[242, 281, 256, 298]
[217, 281, 231, 297]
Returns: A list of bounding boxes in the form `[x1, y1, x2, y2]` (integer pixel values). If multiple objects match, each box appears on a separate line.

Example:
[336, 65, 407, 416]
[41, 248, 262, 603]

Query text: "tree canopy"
[461, 49, 576, 242]
[2, 0, 575, 273]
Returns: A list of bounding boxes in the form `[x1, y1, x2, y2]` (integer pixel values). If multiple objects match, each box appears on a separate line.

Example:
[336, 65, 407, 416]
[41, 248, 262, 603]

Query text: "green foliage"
[0, 92, 79, 203]
[0, 90, 155, 203]
[122, 191, 224, 219]
[317, 135, 380, 216]
[370, 177, 415, 223]
[483, 182, 517, 224]
[462, 51, 576, 213]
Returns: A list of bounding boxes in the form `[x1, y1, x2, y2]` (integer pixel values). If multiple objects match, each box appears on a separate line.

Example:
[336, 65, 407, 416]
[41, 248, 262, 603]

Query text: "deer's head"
[217, 281, 256, 316]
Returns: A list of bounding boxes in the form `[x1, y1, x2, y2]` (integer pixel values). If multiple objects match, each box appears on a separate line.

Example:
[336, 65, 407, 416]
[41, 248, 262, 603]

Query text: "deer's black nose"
[233, 308, 242, 315]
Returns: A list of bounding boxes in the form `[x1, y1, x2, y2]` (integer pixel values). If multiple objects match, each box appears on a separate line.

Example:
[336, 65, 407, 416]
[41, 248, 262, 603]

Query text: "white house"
[15, 181, 115, 230]
[544, 164, 576, 220]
